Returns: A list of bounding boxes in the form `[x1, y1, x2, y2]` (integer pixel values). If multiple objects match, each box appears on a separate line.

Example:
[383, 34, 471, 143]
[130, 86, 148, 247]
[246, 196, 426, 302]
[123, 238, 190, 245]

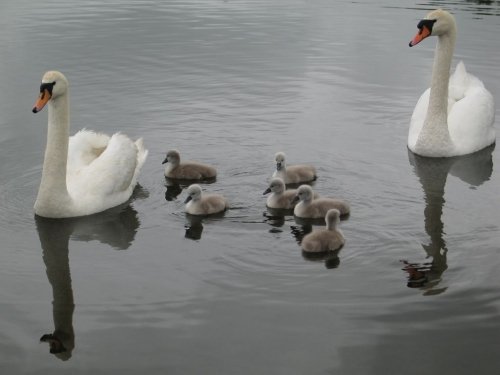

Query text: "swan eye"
[39, 81, 56, 95]
[417, 19, 437, 34]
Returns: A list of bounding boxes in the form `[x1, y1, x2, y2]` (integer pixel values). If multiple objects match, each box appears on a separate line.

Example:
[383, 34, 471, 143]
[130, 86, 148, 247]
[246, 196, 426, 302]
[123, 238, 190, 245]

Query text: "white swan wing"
[448, 62, 495, 154]
[409, 62, 495, 154]
[67, 133, 144, 211]
[67, 129, 110, 175]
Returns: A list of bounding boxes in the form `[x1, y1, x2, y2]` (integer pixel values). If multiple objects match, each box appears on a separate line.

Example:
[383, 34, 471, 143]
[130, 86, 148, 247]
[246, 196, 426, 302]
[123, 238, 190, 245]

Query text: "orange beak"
[409, 25, 432, 47]
[32, 89, 51, 113]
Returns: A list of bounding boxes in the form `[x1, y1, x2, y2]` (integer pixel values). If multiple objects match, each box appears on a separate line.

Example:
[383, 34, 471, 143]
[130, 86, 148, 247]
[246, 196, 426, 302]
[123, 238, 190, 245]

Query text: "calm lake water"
[1, 0, 499, 373]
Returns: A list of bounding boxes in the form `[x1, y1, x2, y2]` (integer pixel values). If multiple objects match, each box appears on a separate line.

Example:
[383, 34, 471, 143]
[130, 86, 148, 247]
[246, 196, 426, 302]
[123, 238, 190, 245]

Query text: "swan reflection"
[184, 211, 225, 240]
[263, 207, 290, 230]
[288, 218, 339, 269]
[36, 202, 141, 360]
[164, 178, 183, 201]
[164, 177, 216, 202]
[404, 145, 494, 294]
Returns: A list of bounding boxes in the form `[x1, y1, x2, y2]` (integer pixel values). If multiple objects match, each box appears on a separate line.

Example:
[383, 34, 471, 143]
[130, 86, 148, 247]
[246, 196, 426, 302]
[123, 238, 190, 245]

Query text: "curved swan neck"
[38, 93, 70, 197]
[416, 27, 456, 156]
[428, 32, 455, 117]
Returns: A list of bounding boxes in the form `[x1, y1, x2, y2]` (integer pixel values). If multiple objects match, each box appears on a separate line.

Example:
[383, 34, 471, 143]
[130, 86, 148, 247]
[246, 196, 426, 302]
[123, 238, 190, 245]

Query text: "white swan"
[408, 9, 495, 157]
[32, 71, 148, 218]
[184, 184, 228, 215]
[301, 209, 345, 253]
[293, 185, 350, 219]
[162, 149, 217, 180]
[272, 152, 317, 184]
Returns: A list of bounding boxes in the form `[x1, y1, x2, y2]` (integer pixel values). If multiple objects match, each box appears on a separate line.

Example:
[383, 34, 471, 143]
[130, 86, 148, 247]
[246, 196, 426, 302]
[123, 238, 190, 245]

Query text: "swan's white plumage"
[409, 10, 495, 157]
[33, 71, 148, 218]
[409, 61, 495, 156]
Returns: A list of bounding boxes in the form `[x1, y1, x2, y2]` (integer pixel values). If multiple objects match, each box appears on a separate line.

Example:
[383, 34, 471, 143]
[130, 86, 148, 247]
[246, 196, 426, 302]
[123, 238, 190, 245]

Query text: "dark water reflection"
[164, 176, 216, 202]
[428, 0, 500, 17]
[1, 0, 500, 373]
[37, 217, 75, 361]
[36, 202, 140, 360]
[404, 145, 494, 294]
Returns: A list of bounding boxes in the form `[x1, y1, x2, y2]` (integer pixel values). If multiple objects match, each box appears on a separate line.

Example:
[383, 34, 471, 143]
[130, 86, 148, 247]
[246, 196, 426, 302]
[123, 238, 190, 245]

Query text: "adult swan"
[32, 71, 148, 218]
[408, 9, 495, 157]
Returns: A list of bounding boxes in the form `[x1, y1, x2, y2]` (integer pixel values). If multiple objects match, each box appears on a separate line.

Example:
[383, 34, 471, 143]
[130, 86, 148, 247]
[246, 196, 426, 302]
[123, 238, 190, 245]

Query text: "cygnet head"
[32, 71, 69, 113]
[409, 9, 456, 47]
[275, 152, 287, 171]
[162, 149, 181, 165]
[293, 184, 314, 203]
[263, 177, 286, 195]
[325, 208, 341, 230]
[184, 184, 202, 203]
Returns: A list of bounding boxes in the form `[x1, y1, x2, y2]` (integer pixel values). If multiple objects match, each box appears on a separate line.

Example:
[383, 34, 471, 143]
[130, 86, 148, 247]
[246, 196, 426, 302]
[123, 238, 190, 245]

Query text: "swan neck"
[428, 33, 455, 117]
[39, 94, 70, 197]
[416, 31, 456, 156]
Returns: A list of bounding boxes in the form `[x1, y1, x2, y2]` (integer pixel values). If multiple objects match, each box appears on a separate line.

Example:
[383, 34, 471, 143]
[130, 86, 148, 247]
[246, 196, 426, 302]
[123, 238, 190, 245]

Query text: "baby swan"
[272, 152, 317, 184]
[293, 185, 349, 218]
[263, 177, 318, 209]
[163, 149, 217, 180]
[301, 209, 345, 253]
[184, 184, 228, 215]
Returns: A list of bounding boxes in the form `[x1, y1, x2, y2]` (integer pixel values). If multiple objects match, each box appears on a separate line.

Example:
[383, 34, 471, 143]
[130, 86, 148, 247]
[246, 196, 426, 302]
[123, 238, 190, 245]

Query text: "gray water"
[1, 0, 500, 373]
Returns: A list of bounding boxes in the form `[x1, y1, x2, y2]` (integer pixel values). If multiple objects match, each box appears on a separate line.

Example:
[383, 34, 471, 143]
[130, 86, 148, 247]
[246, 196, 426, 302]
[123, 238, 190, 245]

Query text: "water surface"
[1, 0, 499, 373]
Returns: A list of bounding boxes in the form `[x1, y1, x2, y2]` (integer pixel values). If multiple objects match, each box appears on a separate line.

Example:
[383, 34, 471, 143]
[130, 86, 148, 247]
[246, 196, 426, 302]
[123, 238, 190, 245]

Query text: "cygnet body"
[184, 184, 228, 215]
[293, 185, 349, 218]
[263, 178, 318, 209]
[272, 152, 317, 184]
[163, 149, 217, 180]
[301, 209, 345, 253]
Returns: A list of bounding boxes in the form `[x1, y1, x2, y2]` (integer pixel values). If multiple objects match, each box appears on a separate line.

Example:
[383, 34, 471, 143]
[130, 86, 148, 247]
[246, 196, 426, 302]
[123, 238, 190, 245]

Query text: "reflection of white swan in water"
[405, 145, 494, 294]
[36, 202, 141, 360]
[69, 204, 140, 249]
[37, 217, 75, 360]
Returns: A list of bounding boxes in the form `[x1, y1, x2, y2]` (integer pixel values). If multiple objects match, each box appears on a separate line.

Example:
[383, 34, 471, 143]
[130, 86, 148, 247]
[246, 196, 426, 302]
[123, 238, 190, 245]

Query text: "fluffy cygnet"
[184, 184, 228, 215]
[301, 209, 345, 253]
[272, 152, 317, 184]
[293, 185, 350, 218]
[163, 149, 217, 180]
[263, 178, 318, 209]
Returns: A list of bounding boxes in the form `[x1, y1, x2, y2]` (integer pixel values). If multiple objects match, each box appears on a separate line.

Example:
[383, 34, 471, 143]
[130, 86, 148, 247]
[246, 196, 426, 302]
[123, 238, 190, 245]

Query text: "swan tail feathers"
[455, 60, 467, 76]
[135, 138, 148, 170]
[132, 138, 148, 186]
